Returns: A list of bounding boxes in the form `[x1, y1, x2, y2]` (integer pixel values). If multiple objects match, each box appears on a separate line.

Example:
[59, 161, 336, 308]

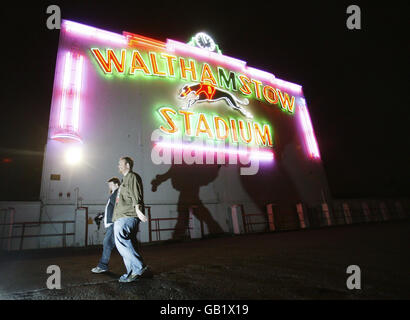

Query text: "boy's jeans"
[97, 224, 115, 270]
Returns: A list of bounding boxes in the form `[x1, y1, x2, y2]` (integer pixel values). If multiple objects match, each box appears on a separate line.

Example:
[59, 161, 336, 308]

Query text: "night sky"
[1, 1, 409, 201]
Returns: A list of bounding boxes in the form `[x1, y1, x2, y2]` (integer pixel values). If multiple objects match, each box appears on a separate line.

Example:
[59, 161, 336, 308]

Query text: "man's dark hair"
[107, 177, 121, 185]
[121, 156, 134, 170]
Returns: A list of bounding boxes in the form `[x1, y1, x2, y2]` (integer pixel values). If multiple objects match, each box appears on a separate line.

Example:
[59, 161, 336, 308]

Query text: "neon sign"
[90, 48, 296, 114]
[157, 107, 273, 147]
[51, 20, 321, 162]
[178, 83, 253, 119]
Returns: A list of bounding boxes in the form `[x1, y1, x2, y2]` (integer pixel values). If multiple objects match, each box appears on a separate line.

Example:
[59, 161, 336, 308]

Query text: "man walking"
[113, 156, 148, 283]
[91, 177, 121, 273]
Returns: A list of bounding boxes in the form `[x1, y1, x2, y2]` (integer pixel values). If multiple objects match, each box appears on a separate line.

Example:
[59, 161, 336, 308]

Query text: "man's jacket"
[113, 171, 144, 222]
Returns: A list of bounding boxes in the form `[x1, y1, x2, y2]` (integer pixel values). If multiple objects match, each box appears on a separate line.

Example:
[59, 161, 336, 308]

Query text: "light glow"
[193, 32, 216, 52]
[166, 39, 246, 71]
[299, 98, 320, 159]
[63, 20, 127, 45]
[124, 32, 166, 50]
[246, 67, 275, 83]
[65, 146, 83, 165]
[271, 78, 302, 94]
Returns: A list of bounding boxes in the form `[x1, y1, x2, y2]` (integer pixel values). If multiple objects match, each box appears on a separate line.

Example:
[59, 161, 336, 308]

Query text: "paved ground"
[0, 220, 409, 300]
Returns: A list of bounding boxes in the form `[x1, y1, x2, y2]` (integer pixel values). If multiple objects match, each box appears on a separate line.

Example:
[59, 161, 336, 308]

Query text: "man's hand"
[135, 206, 148, 222]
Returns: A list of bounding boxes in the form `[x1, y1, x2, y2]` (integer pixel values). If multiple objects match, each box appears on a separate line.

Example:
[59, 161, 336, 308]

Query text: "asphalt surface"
[0, 220, 409, 300]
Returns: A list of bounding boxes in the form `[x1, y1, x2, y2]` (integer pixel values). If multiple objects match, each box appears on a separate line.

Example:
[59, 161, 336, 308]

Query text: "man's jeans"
[97, 224, 116, 270]
[114, 217, 145, 276]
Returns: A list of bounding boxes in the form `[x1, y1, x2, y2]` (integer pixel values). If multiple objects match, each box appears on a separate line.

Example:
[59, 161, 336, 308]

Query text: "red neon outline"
[161, 53, 177, 77]
[238, 75, 252, 95]
[214, 117, 229, 140]
[124, 32, 166, 49]
[200, 63, 217, 86]
[196, 83, 217, 100]
[263, 86, 278, 104]
[91, 49, 125, 73]
[179, 58, 197, 81]
[277, 89, 296, 113]
[150, 52, 166, 76]
[230, 119, 239, 143]
[179, 110, 194, 136]
[239, 120, 253, 144]
[254, 123, 273, 146]
[195, 114, 214, 139]
[130, 50, 151, 75]
[251, 79, 262, 99]
[159, 108, 178, 133]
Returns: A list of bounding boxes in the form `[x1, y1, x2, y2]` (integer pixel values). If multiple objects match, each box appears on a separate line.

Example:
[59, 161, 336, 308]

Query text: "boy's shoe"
[91, 266, 108, 273]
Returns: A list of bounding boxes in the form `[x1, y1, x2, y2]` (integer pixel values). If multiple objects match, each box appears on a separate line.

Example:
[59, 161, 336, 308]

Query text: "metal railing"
[238, 204, 269, 233]
[146, 206, 192, 242]
[0, 220, 75, 250]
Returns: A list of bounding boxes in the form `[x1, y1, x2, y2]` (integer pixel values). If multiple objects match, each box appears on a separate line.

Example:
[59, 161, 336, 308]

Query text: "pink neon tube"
[299, 100, 320, 159]
[59, 52, 72, 129]
[63, 20, 127, 45]
[72, 55, 83, 132]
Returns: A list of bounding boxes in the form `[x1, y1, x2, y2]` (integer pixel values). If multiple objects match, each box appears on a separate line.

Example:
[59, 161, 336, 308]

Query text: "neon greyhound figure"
[178, 83, 253, 119]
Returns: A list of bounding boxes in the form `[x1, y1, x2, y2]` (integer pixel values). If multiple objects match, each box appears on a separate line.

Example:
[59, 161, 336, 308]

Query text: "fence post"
[62, 222, 66, 248]
[19, 223, 26, 251]
[296, 203, 307, 229]
[342, 203, 353, 224]
[266, 203, 276, 231]
[146, 206, 152, 243]
[379, 202, 389, 221]
[321, 203, 332, 226]
[8, 209, 14, 251]
[189, 206, 202, 239]
[74, 207, 88, 247]
[361, 202, 371, 222]
[230, 204, 244, 234]
[240, 204, 247, 233]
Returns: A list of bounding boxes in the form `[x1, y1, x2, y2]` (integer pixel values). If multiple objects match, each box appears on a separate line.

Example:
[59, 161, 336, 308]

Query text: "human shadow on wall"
[151, 164, 224, 239]
[237, 109, 309, 229]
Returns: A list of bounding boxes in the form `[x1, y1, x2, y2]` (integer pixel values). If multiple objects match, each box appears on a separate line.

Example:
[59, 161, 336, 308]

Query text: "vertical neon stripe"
[60, 52, 72, 129]
[72, 55, 83, 132]
[299, 100, 320, 159]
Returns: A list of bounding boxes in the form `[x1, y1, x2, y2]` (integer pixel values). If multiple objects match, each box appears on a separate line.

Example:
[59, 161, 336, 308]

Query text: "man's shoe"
[138, 265, 149, 277]
[118, 273, 130, 283]
[130, 265, 150, 281]
[118, 266, 149, 283]
[91, 266, 108, 273]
